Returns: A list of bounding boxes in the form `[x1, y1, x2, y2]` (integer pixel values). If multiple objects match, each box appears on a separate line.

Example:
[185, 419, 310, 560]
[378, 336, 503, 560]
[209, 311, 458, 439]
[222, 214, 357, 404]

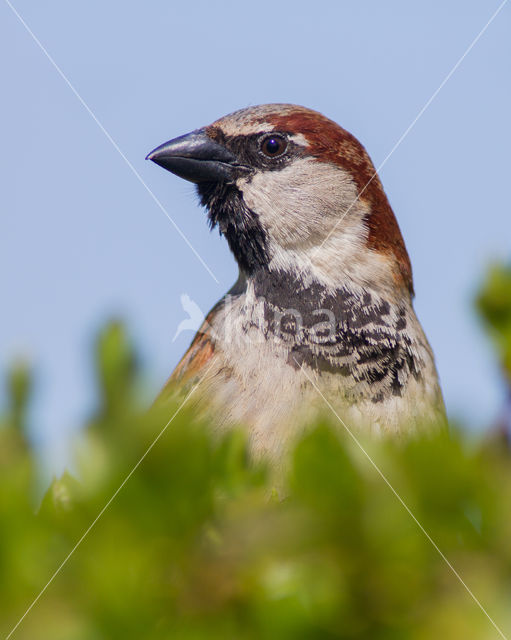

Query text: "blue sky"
[1, 1, 510, 471]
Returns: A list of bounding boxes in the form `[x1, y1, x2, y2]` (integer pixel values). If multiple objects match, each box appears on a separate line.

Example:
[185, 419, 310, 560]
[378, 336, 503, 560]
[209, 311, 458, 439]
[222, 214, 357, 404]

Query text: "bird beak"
[146, 128, 239, 183]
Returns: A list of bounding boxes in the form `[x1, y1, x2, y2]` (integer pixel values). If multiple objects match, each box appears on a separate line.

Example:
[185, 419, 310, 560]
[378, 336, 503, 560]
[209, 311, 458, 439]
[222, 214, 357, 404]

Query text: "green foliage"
[1, 265, 511, 638]
[476, 262, 511, 379]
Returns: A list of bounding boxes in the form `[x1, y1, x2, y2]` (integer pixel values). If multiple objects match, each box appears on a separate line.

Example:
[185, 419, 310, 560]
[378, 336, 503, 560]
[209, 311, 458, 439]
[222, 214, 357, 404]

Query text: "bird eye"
[261, 135, 287, 158]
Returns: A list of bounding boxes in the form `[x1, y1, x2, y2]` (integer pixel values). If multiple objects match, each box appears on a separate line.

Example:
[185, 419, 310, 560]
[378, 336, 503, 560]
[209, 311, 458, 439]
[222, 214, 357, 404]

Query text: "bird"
[147, 104, 445, 461]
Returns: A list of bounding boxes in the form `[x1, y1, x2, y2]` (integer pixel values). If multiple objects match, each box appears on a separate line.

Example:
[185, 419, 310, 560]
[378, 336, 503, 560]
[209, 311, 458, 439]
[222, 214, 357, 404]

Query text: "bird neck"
[242, 266, 409, 336]
[223, 266, 426, 404]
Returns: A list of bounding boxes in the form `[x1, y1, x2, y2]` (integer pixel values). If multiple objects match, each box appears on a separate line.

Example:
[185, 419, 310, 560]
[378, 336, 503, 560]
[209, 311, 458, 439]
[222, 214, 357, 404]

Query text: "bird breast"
[197, 273, 444, 458]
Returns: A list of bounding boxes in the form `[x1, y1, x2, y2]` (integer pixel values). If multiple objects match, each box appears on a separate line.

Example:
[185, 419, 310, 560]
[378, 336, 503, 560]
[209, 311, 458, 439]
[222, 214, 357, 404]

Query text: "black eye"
[261, 135, 287, 158]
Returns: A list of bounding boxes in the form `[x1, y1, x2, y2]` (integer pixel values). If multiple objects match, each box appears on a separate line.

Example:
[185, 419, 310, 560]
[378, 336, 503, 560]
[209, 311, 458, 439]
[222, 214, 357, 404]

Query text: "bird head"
[147, 104, 413, 297]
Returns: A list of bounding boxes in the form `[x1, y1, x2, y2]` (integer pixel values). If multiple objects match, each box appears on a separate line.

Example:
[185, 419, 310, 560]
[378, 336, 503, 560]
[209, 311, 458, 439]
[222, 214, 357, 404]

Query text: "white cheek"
[236, 158, 397, 295]
[236, 158, 362, 249]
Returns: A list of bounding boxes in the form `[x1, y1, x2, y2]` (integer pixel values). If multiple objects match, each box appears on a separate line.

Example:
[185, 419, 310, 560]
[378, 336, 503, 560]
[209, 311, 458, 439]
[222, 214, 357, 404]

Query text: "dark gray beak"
[146, 128, 240, 183]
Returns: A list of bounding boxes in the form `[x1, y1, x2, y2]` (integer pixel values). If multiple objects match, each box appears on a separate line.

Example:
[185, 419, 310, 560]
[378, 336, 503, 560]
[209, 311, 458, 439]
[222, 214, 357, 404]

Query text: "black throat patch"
[196, 182, 269, 274]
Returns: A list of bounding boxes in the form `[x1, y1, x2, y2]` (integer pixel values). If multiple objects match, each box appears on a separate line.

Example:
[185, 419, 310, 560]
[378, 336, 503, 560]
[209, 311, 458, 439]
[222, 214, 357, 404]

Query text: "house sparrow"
[147, 104, 445, 460]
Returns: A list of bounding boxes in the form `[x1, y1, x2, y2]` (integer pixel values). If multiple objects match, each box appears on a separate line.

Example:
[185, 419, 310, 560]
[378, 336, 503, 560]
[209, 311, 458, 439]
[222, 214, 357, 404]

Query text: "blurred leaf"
[5, 359, 32, 437]
[1, 293, 511, 638]
[476, 262, 511, 379]
[94, 320, 139, 420]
